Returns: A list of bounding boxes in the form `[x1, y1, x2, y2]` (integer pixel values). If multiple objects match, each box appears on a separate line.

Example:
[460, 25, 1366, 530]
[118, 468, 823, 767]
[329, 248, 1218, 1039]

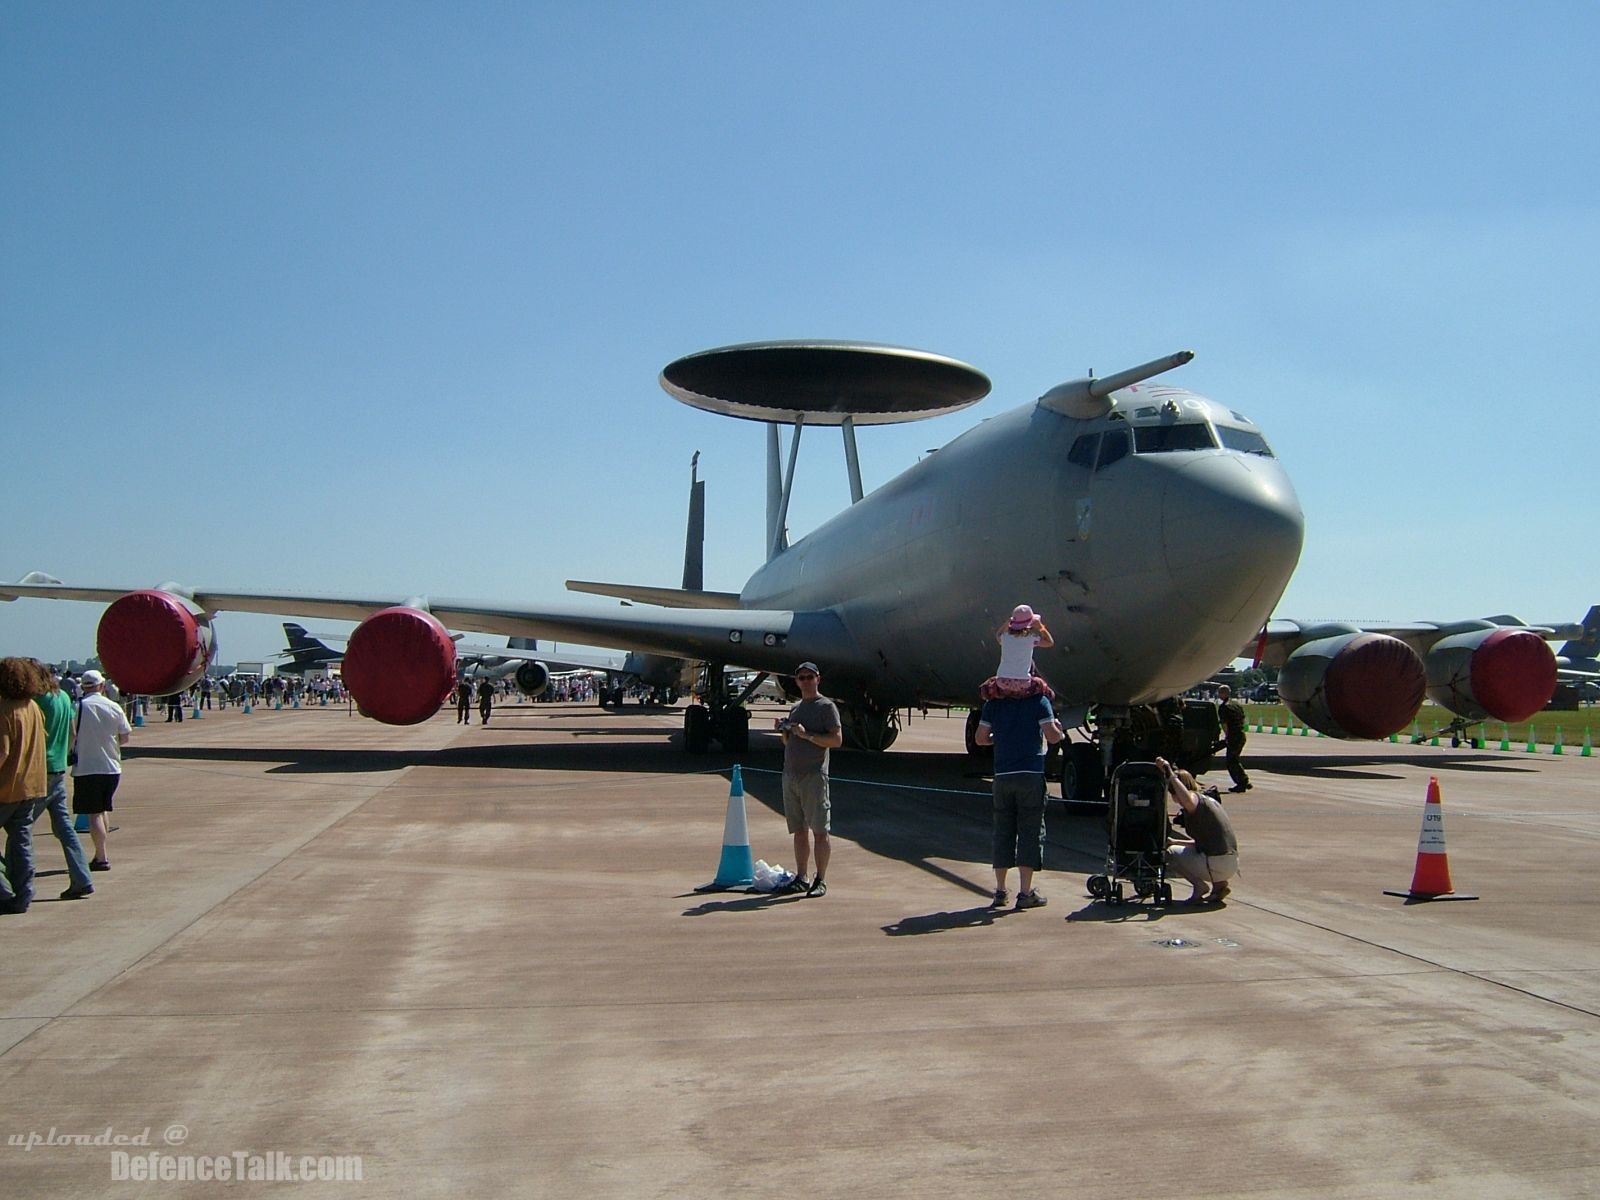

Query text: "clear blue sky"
[4, 2, 1595, 663]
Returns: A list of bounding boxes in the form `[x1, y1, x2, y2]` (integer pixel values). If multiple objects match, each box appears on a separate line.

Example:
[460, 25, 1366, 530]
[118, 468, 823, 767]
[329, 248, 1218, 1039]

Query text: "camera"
[776, 718, 793, 733]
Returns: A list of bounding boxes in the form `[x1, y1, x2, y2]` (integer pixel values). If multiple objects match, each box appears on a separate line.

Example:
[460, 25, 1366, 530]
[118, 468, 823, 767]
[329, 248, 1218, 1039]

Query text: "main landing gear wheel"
[1063, 742, 1104, 803]
[964, 709, 993, 760]
[720, 705, 750, 754]
[683, 703, 711, 753]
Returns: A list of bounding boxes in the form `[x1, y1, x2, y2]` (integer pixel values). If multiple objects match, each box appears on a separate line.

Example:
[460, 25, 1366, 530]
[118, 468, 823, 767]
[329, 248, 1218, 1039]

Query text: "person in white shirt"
[979, 604, 1056, 701]
[70, 670, 131, 871]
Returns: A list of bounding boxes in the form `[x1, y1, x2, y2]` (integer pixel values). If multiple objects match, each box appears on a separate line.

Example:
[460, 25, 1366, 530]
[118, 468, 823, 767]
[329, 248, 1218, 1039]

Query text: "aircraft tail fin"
[1560, 605, 1600, 659]
[282, 622, 326, 653]
[683, 451, 705, 591]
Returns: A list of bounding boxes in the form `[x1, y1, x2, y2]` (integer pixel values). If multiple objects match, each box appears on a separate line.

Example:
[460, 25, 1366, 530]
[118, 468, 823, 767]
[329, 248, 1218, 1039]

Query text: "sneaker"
[1015, 890, 1048, 910]
[60, 885, 94, 900]
[783, 875, 811, 895]
[990, 889, 1009, 909]
[806, 877, 828, 898]
[1209, 882, 1232, 904]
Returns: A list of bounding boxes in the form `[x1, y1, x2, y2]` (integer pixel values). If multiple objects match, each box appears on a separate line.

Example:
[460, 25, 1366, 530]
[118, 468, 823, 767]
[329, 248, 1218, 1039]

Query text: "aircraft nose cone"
[1161, 455, 1305, 622]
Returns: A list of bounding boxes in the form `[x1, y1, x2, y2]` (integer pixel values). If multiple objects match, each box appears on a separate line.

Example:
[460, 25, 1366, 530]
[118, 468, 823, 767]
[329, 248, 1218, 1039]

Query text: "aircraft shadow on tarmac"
[123, 723, 786, 775]
[124, 735, 729, 776]
[1252, 752, 1542, 781]
[124, 736, 1114, 922]
[733, 753, 1118, 933]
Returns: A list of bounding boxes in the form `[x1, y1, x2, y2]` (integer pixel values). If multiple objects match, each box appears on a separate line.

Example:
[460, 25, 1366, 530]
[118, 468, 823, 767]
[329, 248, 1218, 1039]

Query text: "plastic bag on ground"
[751, 859, 795, 892]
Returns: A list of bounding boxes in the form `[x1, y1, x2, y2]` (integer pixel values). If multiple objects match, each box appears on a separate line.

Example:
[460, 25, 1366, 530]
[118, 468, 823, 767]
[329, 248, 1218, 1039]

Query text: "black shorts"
[72, 773, 121, 814]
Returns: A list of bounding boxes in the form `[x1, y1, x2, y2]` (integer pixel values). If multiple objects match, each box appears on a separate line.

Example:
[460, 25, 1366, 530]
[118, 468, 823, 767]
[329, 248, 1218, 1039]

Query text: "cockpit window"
[1132, 422, 1216, 453]
[1067, 433, 1099, 467]
[1096, 428, 1130, 469]
[1216, 426, 1275, 457]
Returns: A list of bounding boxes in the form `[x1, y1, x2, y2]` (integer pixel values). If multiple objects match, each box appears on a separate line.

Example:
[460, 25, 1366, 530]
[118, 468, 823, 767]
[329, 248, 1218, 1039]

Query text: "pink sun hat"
[1007, 605, 1038, 631]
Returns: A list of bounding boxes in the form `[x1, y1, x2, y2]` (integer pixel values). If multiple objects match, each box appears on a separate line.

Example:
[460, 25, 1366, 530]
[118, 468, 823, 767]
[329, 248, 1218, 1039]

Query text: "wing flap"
[565, 580, 744, 609]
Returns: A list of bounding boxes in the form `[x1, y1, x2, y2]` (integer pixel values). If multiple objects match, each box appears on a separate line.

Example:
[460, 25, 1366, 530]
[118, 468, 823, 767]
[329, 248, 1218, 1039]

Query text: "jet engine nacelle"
[1278, 632, 1427, 739]
[341, 607, 457, 725]
[514, 660, 551, 697]
[96, 589, 219, 696]
[1425, 627, 1557, 724]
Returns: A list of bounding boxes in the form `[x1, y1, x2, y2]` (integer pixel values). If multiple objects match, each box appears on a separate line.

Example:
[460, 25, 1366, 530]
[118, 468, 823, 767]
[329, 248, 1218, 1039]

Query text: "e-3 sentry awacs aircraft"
[0, 342, 1574, 775]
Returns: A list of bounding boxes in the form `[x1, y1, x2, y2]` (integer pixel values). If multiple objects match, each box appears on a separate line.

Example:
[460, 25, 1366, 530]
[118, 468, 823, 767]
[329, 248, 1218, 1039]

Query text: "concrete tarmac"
[3, 701, 1598, 1197]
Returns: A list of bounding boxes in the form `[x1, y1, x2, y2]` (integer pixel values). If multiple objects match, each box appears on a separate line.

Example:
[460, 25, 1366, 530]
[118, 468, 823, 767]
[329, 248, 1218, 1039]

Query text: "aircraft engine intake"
[514, 660, 551, 697]
[341, 607, 457, 725]
[1425, 627, 1556, 723]
[96, 589, 218, 696]
[1278, 632, 1427, 739]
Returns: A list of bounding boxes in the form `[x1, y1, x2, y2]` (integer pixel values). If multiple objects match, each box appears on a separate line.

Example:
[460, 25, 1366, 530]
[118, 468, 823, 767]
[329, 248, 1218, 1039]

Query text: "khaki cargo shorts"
[782, 771, 830, 834]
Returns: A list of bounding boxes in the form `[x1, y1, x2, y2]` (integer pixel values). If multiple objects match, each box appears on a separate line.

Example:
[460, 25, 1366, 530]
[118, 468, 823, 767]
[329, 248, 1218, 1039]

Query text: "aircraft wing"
[1, 574, 855, 677]
[1246, 617, 1582, 667]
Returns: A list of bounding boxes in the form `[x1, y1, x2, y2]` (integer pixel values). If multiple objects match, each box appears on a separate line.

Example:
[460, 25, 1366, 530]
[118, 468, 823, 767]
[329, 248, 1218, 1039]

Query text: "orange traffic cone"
[1384, 777, 1478, 902]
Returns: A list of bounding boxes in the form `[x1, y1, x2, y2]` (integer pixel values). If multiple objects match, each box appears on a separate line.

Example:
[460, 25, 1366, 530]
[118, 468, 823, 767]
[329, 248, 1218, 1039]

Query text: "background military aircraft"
[1, 341, 1577, 788]
[273, 622, 344, 676]
[275, 620, 687, 706]
[1249, 605, 1594, 750]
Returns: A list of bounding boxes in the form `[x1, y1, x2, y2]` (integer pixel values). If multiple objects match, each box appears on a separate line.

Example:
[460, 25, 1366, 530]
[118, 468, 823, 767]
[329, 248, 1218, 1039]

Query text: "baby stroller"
[1086, 761, 1173, 906]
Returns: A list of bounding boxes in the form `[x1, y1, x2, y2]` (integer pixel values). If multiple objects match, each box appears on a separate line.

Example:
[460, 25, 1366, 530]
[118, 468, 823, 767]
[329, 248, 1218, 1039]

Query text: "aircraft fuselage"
[742, 386, 1305, 711]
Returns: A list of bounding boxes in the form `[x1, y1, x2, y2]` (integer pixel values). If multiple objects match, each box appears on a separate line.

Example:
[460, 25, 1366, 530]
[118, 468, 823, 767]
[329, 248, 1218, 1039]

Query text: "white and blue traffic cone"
[694, 765, 756, 892]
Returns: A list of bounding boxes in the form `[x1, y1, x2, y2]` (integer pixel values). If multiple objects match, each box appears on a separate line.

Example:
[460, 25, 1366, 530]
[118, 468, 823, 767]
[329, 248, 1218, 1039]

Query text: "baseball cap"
[81, 669, 105, 687]
[1008, 604, 1037, 631]
[794, 662, 820, 676]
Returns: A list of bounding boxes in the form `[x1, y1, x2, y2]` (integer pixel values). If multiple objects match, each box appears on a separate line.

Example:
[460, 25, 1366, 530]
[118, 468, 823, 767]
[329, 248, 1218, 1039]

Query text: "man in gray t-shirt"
[775, 662, 842, 897]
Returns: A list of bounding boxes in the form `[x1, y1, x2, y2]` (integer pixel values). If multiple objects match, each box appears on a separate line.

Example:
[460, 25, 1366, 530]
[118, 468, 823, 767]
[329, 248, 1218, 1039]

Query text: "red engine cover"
[97, 590, 213, 695]
[341, 607, 457, 726]
[1472, 629, 1558, 722]
[1280, 632, 1427, 740]
[1323, 635, 1428, 739]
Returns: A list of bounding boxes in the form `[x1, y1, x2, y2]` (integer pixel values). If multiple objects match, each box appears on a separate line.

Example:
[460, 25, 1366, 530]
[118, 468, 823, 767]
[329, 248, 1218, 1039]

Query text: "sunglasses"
[794, 673, 818, 681]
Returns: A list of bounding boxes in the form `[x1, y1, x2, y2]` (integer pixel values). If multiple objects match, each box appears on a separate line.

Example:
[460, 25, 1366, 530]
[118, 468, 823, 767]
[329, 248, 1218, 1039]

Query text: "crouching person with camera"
[1158, 756, 1239, 905]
